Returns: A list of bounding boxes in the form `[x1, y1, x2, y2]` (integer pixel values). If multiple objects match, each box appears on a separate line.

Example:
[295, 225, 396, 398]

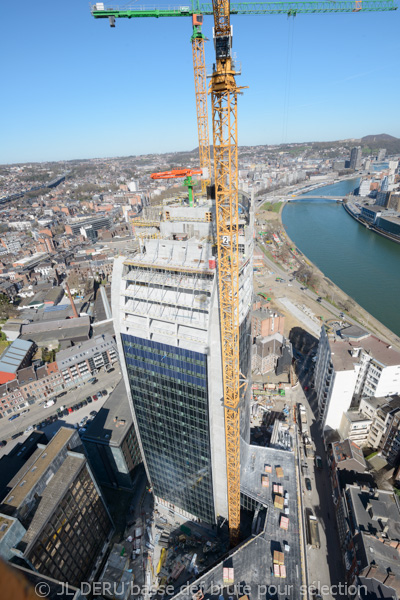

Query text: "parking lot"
[0, 368, 122, 451]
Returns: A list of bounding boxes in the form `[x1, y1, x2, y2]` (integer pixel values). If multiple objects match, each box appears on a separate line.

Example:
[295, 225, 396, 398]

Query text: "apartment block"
[359, 395, 400, 466]
[338, 411, 372, 447]
[314, 325, 400, 432]
[251, 301, 285, 338]
[56, 333, 118, 386]
[0, 428, 113, 587]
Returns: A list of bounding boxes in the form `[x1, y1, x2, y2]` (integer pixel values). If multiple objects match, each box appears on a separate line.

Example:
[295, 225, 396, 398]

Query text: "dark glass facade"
[28, 466, 112, 587]
[121, 333, 215, 522]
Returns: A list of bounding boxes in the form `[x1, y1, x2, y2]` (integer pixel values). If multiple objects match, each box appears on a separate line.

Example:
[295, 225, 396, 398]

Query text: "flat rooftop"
[170, 443, 302, 600]
[82, 380, 132, 446]
[2, 428, 76, 509]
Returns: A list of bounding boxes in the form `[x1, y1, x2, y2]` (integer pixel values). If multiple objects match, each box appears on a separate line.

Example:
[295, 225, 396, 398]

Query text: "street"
[294, 350, 345, 599]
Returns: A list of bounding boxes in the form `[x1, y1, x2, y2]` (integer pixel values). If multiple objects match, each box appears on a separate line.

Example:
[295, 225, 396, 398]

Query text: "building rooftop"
[329, 334, 400, 371]
[0, 339, 34, 374]
[56, 333, 115, 368]
[19, 453, 84, 552]
[174, 444, 302, 600]
[82, 380, 132, 447]
[339, 324, 369, 340]
[2, 428, 77, 510]
[332, 439, 367, 472]
[347, 486, 400, 541]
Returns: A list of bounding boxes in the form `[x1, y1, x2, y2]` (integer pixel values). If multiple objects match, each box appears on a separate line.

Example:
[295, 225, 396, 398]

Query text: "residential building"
[56, 333, 118, 387]
[18, 362, 64, 404]
[339, 485, 400, 586]
[0, 428, 114, 587]
[377, 148, 387, 161]
[0, 339, 36, 385]
[350, 147, 362, 170]
[112, 194, 254, 523]
[330, 439, 367, 473]
[0, 380, 26, 417]
[252, 333, 292, 375]
[359, 395, 400, 466]
[314, 325, 400, 431]
[82, 380, 142, 490]
[338, 411, 372, 446]
[358, 179, 371, 196]
[252, 301, 285, 338]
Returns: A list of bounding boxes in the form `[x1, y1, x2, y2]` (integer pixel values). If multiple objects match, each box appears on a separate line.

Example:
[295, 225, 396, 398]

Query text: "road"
[294, 351, 345, 599]
[0, 368, 122, 442]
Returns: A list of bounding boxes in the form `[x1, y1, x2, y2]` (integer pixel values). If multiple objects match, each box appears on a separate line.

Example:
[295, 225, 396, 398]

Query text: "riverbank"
[271, 199, 400, 351]
[343, 201, 400, 245]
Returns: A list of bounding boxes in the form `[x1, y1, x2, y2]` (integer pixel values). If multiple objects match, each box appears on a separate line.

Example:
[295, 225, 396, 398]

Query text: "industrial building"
[112, 192, 254, 524]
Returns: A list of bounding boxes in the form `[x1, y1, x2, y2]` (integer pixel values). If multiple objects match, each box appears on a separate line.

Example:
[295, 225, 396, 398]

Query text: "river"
[281, 178, 400, 336]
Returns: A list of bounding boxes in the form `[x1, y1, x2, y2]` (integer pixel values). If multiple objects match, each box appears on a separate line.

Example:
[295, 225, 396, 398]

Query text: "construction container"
[264, 464, 272, 473]
[276, 466, 284, 478]
[223, 566, 234, 585]
[280, 516, 289, 530]
[261, 474, 269, 488]
[274, 495, 284, 510]
[273, 550, 284, 565]
[208, 257, 216, 269]
[280, 565, 287, 578]
[273, 484, 279, 493]
[278, 484, 283, 495]
[273, 564, 280, 577]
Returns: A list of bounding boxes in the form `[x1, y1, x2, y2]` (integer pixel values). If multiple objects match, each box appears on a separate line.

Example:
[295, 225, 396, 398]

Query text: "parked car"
[67, 407, 73, 413]
[82, 400, 88, 406]
[97, 391, 103, 398]
[11, 432, 23, 440]
[63, 409, 69, 416]
[88, 377, 97, 384]
[315, 456, 323, 470]
[8, 414, 20, 422]
[92, 395, 98, 401]
[86, 396, 93, 403]
[0, 440, 7, 448]
[305, 477, 312, 491]
[90, 410, 97, 417]
[21, 409, 30, 416]
[101, 390, 108, 396]
[78, 428, 87, 435]
[24, 426, 34, 435]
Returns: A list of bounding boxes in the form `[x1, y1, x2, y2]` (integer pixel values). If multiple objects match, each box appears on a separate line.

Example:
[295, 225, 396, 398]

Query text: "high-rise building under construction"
[112, 192, 254, 523]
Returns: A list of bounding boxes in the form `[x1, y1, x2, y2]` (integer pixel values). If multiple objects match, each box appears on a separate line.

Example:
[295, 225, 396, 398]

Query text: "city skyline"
[1, 0, 399, 164]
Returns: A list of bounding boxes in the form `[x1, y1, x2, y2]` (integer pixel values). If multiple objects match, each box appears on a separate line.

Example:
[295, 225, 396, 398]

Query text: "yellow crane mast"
[210, 0, 245, 545]
[191, 14, 212, 194]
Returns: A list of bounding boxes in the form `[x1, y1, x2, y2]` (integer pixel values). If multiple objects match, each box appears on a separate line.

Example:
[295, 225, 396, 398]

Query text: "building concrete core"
[112, 192, 254, 524]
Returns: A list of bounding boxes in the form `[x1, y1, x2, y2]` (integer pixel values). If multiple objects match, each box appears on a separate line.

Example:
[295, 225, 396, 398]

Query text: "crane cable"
[281, 16, 296, 144]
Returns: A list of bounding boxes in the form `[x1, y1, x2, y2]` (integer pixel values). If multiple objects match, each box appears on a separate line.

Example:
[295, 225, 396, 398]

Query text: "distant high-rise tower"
[349, 147, 362, 170]
[112, 194, 254, 523]
[377, 148, 387, 162]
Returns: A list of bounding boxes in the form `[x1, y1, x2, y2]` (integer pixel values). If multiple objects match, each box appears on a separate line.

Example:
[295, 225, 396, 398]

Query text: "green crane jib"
[91, 0, 397, 20]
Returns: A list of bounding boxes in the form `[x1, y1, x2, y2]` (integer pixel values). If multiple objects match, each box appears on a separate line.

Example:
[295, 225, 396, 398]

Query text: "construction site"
[93, 1, 397, 599]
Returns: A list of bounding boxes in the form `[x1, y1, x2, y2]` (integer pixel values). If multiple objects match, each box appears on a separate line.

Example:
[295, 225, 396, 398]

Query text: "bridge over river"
[287, 195, 344, 201]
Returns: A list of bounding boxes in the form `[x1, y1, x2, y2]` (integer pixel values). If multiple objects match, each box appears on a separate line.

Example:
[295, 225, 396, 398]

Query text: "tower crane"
[91, 0, 397, 547]
[91, 0, 396, 195]
[150, 168, 202, 207]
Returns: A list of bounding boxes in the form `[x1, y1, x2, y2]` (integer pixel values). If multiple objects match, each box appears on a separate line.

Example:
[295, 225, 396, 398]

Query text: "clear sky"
[1, 0, 399, 164]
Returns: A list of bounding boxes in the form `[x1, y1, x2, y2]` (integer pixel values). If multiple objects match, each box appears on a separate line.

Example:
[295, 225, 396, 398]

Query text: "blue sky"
[1, 0, 399, 164]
